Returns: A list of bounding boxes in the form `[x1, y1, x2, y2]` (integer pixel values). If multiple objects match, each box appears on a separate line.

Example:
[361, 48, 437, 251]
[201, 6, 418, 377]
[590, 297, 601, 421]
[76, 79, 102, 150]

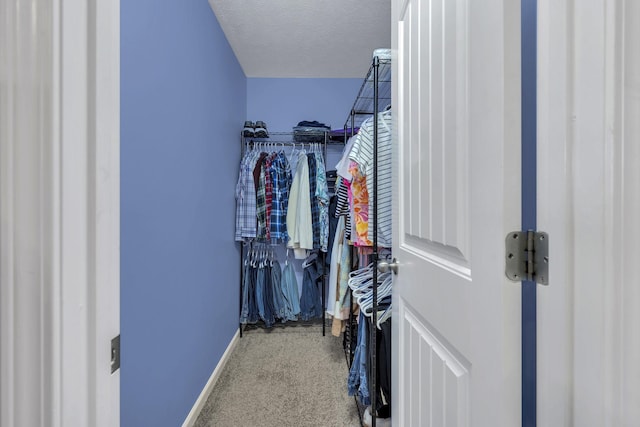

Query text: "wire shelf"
[344, 57, 392, 129]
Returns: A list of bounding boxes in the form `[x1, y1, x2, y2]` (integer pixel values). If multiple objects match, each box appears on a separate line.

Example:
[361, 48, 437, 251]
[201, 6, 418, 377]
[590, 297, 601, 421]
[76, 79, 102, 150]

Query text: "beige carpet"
[194, 323, 362, 427]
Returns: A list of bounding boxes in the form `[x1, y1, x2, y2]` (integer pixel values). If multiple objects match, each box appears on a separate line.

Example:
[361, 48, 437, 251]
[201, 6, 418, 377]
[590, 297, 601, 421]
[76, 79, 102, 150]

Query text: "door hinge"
[111, 334, 120, 374]
[505, 230, 549, 285]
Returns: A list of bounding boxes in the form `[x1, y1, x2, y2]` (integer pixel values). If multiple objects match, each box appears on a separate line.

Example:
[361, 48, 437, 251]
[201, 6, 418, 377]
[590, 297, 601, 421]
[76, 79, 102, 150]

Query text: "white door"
[391, 0, 522, 425]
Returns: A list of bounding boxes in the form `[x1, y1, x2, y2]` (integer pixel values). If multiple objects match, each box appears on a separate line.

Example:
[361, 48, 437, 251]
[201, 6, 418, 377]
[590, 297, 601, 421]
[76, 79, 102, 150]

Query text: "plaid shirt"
[234, 158, 244, 241]
[307, 153, 320, 249]
[263, 154, 275, 240]
[235, 152, 258, 241]
[256, 160, 268, 241]
[270, 152, 292, 242]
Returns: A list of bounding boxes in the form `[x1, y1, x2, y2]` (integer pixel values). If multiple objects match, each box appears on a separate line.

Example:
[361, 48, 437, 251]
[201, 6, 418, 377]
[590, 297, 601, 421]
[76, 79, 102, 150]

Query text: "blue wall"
[120, 0, 245, 426]
[247, 78, 362, 133]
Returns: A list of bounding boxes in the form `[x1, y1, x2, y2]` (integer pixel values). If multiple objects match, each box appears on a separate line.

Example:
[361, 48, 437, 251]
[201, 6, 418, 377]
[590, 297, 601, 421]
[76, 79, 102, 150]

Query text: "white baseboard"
[182, 329, 240, 427]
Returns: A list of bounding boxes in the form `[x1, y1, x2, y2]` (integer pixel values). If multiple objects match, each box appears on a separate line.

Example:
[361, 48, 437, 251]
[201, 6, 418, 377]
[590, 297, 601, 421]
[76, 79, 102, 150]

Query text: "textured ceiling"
[208, 0, 391, 78]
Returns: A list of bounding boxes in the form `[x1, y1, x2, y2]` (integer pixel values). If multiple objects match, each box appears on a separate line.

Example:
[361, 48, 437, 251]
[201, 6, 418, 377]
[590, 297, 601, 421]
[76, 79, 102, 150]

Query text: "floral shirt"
[348, 161, 372, 247]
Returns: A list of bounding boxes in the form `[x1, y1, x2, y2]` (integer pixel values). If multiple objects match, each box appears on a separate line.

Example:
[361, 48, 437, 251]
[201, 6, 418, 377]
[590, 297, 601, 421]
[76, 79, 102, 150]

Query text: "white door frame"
[0, 1, 120, 426]
[538, 0, 640, 425]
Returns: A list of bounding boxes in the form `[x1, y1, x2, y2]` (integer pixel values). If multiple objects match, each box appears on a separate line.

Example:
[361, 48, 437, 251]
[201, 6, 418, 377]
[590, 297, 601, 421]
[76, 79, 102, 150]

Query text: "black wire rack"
[342, 55, 392, 427]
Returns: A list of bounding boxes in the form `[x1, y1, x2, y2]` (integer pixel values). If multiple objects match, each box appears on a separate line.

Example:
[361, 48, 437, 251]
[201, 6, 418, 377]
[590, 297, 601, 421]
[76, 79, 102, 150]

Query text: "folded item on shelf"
[293, 124, 330, 142]
[373, 48, 391, 60]
[296, 120, 328, 128]
[330, 127, 360, 142]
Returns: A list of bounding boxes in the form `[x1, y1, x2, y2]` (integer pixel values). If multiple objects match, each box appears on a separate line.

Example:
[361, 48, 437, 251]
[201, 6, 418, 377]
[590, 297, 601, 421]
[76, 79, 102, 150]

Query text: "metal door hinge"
[505, 230, 549, 285]
[111, 334, 120, 374]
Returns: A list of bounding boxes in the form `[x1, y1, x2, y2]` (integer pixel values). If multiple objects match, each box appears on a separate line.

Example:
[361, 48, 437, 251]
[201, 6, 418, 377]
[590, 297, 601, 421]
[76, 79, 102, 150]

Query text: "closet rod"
[244, 140, 327, 145]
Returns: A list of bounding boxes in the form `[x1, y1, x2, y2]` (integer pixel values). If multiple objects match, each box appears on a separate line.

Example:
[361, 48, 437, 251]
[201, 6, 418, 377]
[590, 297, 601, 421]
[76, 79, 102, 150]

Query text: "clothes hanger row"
[348, 260, 394, 327]
[348, 267, 392, 304]
[377, 304, 392, 329]
[246, 140, 323, 148]
[245, 242, 278, 268]
[246, 140, 287, 151]
[244, 141, 324, 160]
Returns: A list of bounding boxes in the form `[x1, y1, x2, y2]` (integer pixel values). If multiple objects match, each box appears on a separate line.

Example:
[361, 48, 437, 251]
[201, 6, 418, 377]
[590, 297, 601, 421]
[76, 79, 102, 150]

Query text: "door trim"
[538, 0, 640, 424]
[0, 0, 120, 425]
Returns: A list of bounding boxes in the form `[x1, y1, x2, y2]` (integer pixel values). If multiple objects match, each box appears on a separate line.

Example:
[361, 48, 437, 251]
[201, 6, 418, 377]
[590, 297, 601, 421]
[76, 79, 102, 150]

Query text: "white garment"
[335, 135, 357, 181]
[326, 215, 345, 317]
[286, 152, 313, 258]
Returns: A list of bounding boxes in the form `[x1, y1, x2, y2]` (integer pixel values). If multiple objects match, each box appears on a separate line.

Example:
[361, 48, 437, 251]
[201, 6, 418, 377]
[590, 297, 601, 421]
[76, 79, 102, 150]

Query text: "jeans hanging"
[240, 262, 251, 324]
[241, 262, 259, 324]
[347, 311, 371, 405]
[299, 259, 324, 321]
[270, 260, 288, 321]
[281, 262, 300, 321]
[256, 263, 276, 328]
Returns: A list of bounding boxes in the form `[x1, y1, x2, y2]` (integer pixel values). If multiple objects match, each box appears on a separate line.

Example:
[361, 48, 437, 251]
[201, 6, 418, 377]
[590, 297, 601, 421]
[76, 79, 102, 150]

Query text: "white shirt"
[335, 135, 357, 181]
[286, 152, 313, 258]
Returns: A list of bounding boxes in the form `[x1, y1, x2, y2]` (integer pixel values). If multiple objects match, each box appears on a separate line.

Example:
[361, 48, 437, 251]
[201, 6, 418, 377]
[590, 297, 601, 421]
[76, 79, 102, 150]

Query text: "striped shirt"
[334, 178, 352, 241]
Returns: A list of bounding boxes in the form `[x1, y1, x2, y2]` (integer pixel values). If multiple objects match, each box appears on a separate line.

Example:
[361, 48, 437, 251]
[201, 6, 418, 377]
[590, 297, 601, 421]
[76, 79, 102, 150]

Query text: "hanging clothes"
[376, 318, 392, 412]
[349, 160, 372, 247]
[270, 257, 287, 321]
[313, 144, 330, 252]
[334, 136, 356, 243]
[261, 154, 275, 240]
[326, 194, 339, 263]
[255, 158, 269, 241]
[327, 216, 354, 337]
[235, 149, 259, 241]
[348, 311, 371, 406]
[235, 145, 294, 244]
[286, 151, 313, 258]
[326, 216, 344, 318]
[348, 109, 393, 247]
[335, 135, 357, 182]
[307, 153, 320, 250]
[334, 178, 352, 241]
[336, 229, 353, 320]
[281, 257, 300, 321]
[269, 152, 293, 242]
[299, 255, 324, 321]
[240, 244, 300, 327]
[239, 247, 259, 324]
[235, 140, 331, 328]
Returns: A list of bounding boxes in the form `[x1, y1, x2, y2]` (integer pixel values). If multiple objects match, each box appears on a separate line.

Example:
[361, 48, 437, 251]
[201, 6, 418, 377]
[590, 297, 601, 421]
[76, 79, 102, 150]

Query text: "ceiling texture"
[208, 0, 391, 78]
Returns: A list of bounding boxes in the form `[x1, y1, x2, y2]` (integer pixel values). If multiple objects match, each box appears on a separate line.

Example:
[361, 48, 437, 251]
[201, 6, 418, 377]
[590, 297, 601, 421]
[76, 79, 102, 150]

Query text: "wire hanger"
[377, 304, 392, 329]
